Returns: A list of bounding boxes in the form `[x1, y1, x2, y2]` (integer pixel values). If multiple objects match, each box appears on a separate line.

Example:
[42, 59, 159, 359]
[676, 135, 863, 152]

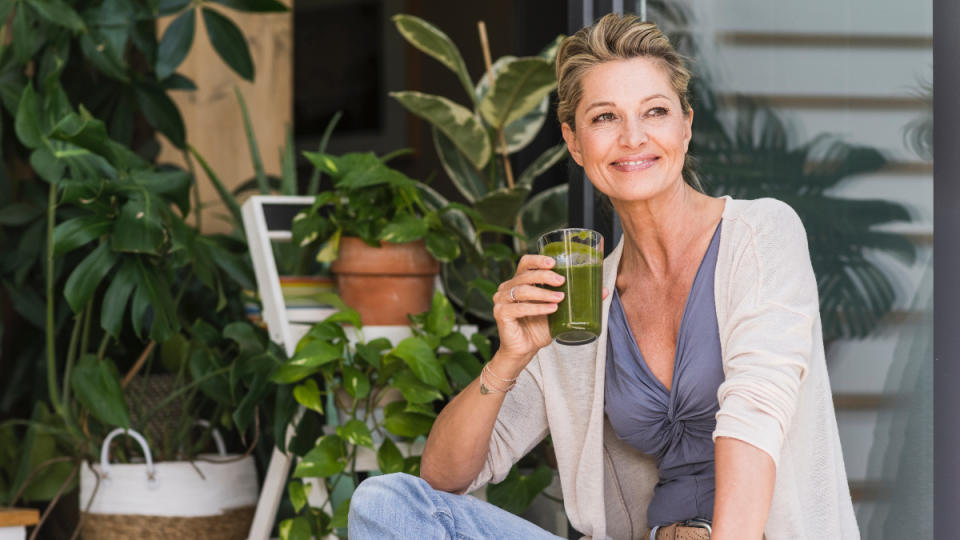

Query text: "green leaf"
[156, 8, 196, 80]
[235, 87, 269, 194]
[29, 147, 66, 184]
[188, 145, 243, 226]
[376, 438, 404, 474]
[445, 350, 482, 388]
[517, 143, 568, 188]
[202, 7, 254, 81]
[486, 464, 555, 515]
[475, 56, 550, 154]
[336, 419, 374, 448]
[0, 202, 42, 226]
[305, 111, 343, 195]
[425, 230, 459, 263]
[224, 320, 262, 354]
[212, 0, 288, 12]
[100, 259, 138, 338]
[135, 259, 180, 342]
[479, 57, 555, 129]
[440, 332, 469, 353]
[70, 354, 130, 428]
[292, 378, 324, 414]
[392, 15, 474, 104]
[517, 184, 568, 252]
[80, 32, 129, 82]
[379, 213, 428, 243]
[390, 91, 491, 169]
[135, 83, 186, 148]
[25, 0, 85, 32]
[15, 84, 43, 149]
[341, 364, 370, 399]
[287, 481, 311, 513]
[390, 337, 447, 391]
[383, 402, 434, 439]
[272, 340, 342, 383]
[110, 196, 166, 255]
[157, 0, 191, 15]
[281, 125, 297, 195]
[425, 291, 454, 337]
[355, 338, 390, 369]
[63, 242, 119, 313]
[474, 185, 531, 230]
[312, 229, 340, 264]
[392, 369, 443, 404]
[293, 435, 346, 478]
[432, 128, 485, 203]
[300, 321, 346, 345]
[330, 497, 351, 529]
[278, 516, 312, 540]
[323, 308, 361, 329]
[470, 333, 492, 362]
[190, 348, 232, 405]
[161, 73, 197, 91]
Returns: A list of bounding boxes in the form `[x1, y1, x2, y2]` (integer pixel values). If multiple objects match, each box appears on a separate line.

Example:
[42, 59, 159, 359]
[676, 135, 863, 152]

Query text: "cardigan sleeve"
[713, 200, 818, 468]
[461, 355, 550, 493]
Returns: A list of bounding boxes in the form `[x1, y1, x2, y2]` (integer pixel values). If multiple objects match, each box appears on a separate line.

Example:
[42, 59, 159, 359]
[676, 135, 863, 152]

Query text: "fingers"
[508, 284, 565, 304]
[516, 254, 555, 274]
[602, 286, 610, 300]
[492, 298, 558, 322]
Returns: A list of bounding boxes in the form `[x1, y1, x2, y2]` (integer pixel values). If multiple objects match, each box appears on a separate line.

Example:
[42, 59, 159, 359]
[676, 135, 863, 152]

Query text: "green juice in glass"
[540, 239, 603, 345]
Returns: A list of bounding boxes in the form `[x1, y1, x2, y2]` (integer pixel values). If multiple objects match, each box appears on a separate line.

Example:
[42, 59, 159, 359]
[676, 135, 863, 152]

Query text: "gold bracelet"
[479, 366, 516, 395]
[484, 362, 518, 384]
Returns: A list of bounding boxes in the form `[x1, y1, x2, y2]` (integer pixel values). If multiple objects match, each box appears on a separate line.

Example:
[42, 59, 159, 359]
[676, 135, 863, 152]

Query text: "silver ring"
[509, 286, 518, 303]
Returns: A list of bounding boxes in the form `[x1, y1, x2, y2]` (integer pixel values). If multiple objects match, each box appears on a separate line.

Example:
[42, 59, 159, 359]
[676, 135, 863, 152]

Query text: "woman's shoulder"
[721, 196, 807, 240]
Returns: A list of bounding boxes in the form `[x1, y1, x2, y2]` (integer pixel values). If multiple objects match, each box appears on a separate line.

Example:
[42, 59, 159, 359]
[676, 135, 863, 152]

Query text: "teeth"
[616, 159, 652, 166]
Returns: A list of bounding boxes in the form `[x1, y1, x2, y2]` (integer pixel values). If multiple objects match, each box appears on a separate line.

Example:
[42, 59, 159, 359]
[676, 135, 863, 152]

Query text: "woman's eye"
[647, 107, 668, 117]
[592, 112, 615, 123]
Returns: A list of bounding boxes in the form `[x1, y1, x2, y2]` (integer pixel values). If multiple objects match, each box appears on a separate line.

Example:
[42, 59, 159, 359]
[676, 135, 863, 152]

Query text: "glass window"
[638, 1, 933, 535]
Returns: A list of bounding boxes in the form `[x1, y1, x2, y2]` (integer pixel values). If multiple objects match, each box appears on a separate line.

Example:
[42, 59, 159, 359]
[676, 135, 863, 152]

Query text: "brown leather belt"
[652, 520, 711, 540]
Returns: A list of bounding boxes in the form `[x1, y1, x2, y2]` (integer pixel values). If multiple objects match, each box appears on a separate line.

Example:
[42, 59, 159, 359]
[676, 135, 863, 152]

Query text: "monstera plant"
[390, 15, 568, 321]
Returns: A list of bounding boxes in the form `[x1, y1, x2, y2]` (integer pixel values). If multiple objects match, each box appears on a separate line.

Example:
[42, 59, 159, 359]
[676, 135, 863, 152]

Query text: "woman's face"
[562, 57, 692, 205]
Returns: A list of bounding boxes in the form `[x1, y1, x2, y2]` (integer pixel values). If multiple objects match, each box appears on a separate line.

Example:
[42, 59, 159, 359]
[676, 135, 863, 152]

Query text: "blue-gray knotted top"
[604, 221, 724, 527]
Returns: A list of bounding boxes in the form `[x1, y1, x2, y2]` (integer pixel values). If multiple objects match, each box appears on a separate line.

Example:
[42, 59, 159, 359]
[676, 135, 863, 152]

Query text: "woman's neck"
[613, 184, 721, 283]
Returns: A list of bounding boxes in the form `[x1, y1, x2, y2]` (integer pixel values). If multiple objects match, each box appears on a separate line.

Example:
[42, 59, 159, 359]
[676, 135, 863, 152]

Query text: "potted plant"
[390, 14, 570, 322]
[270, 291, 488, 539]
[289, 151, 467, 326]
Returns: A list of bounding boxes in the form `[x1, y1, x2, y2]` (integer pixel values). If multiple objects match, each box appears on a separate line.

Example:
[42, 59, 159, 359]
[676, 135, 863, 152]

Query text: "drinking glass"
[537, 228, 604, 345]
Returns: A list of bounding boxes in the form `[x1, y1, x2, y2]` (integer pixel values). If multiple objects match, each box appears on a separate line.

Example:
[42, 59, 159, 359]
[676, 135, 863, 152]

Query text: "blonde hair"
[556, 13, 701, 190]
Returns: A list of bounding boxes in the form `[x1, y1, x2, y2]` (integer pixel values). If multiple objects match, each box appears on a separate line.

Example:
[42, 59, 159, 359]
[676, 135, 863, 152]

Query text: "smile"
[611, 157, 658, 170]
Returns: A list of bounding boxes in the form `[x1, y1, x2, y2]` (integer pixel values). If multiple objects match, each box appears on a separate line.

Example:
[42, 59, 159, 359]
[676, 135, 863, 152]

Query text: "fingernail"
[554, 292, 565, 300]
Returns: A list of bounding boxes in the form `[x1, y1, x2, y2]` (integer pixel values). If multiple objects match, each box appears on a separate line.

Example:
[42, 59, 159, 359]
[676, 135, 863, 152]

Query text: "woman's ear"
[561, 122, 583, 166]
[683, 108, 694, 152]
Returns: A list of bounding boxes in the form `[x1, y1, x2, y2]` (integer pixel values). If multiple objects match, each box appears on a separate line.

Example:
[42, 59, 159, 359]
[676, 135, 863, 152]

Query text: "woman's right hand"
[491, 254, 566, 372]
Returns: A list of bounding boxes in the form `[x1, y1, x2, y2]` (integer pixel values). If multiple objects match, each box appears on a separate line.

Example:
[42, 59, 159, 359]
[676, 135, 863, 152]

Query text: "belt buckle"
[681, 518, 712, 534]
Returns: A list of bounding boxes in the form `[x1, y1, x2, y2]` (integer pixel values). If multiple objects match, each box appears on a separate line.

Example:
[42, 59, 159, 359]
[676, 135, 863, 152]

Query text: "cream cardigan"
[464, 197, 859, 539]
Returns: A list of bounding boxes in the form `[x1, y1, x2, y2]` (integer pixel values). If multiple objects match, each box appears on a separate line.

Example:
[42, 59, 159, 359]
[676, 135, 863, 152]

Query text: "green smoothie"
[541, 240, 603, 344]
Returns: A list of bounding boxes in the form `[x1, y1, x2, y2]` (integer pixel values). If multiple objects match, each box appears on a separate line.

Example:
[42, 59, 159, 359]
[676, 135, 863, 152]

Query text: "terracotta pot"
[330, 237, 440, 326]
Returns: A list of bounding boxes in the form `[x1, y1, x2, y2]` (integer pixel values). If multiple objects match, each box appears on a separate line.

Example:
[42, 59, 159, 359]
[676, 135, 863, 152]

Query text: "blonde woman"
[349, 13, 858, 539]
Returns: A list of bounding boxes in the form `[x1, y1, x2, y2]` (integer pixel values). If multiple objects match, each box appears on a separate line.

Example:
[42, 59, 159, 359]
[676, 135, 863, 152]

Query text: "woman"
[349, 13, 858, 539]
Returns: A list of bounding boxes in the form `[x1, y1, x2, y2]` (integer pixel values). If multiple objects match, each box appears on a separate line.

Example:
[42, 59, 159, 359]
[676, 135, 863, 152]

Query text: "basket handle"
[194, 419, 227, 457]
[100, 428, 157, 486]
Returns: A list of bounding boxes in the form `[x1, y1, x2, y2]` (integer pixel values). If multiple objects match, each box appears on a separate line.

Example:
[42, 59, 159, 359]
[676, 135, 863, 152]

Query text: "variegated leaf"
[391, 91, 491, 169]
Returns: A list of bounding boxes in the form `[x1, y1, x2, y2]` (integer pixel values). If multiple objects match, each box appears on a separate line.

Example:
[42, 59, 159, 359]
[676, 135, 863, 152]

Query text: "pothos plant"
[271, 291, 490, 539]
[390, 15, 570, 321]
[290, 151, 471, 265]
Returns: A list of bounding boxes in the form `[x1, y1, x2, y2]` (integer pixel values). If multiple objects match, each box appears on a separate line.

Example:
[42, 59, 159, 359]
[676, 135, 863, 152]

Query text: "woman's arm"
[711, 437, 775, 540]
[420, 254, 565, 493]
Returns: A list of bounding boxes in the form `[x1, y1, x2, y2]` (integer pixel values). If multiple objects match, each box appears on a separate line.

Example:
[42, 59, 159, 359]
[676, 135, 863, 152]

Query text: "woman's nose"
[619, 117, 647, 147]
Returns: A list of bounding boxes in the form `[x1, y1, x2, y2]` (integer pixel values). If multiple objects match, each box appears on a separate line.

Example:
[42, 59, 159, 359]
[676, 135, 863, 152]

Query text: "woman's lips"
[610, 157, 658, 171]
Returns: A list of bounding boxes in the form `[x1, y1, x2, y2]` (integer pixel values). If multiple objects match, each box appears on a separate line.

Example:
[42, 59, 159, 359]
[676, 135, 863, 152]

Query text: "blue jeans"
[348, 472, 566, 539]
